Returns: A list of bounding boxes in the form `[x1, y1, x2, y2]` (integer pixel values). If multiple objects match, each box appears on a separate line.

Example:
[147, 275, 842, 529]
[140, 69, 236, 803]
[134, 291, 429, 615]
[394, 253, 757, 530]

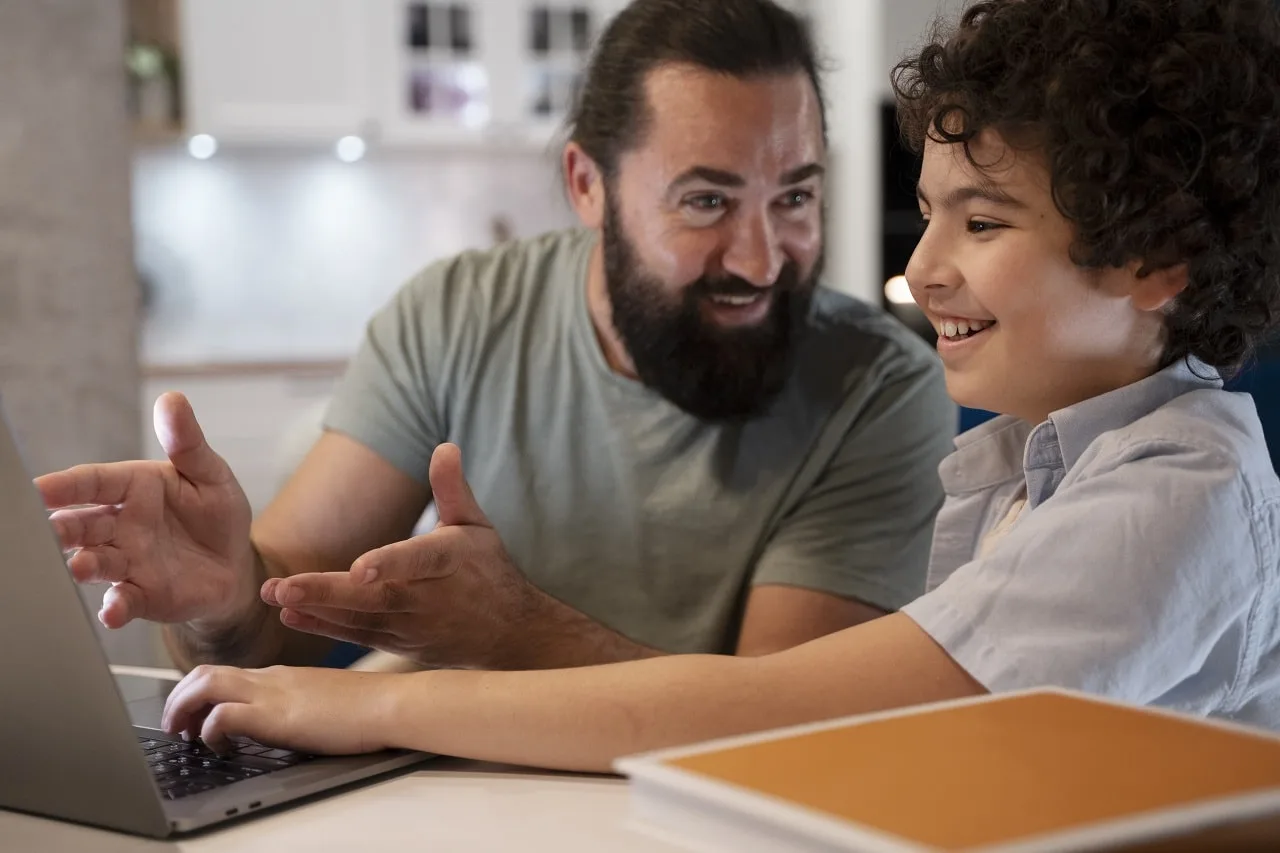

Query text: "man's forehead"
[635, 63, 825, 172]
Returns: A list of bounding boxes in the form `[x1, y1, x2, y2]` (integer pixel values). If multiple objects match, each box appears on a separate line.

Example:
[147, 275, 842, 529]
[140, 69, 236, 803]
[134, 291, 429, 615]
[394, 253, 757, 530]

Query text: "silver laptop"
[0, 410, 431, 837]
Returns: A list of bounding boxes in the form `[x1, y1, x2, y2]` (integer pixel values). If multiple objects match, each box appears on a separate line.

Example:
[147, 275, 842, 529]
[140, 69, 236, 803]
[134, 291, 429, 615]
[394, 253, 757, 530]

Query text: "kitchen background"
[0, 0, 961, 668]
[129, 0, 962, 512]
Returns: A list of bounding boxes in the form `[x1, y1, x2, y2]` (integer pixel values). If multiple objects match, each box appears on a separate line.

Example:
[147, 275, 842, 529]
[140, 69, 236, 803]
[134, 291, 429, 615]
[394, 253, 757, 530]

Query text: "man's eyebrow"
[669, 167, 745, 191]
[667, 163, 826, 192]
[916, 182, 1027, 210]
[781, 163, 825, 185]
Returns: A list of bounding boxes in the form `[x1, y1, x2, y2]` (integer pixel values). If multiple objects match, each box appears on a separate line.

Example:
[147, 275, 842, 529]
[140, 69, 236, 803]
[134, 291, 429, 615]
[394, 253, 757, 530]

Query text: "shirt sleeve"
[322, 266, 451, 486]
[902, 438, 1262, 710]
[750, 355, 955, 612]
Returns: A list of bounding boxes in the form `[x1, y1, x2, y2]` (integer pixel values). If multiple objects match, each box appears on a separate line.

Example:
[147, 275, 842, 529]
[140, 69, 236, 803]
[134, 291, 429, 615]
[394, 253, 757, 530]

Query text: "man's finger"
[350, 530, 457, 585]
[153, 392, 235, 488]
[428, 443, 490, 528]
[67, 546, 129, 585]
[281, 603, 398, 636]
[34, 462, 141, 510]
[267, 572, 416, 613]
[278, 608, 396, 652]
[99, 580, 145, 628]
[49, 505, 120, 549]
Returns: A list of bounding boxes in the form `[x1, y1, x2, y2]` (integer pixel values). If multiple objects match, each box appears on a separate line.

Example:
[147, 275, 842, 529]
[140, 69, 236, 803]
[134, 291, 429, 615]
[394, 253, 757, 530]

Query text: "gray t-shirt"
[324, 229, 954, 654]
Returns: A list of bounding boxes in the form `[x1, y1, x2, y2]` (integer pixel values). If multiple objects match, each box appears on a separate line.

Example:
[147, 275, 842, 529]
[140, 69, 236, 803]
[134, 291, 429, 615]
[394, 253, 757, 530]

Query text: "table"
[0, 673, 684, 852]
[0, 760, 683, 852]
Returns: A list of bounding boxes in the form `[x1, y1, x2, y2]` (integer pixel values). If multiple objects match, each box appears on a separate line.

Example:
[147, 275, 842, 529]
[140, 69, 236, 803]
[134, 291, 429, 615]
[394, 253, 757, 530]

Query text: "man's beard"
[601, 198, 821, 422]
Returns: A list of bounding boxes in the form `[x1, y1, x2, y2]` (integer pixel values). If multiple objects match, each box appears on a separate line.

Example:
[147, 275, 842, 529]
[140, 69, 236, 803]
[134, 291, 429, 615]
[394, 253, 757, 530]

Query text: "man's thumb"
[153, 392, 232, 486]
[429, 443, 489, 528]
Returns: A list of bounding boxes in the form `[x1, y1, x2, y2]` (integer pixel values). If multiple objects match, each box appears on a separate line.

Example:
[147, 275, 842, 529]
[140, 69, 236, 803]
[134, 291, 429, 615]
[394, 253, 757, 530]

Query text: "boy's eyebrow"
[916, 182, 1028, 210]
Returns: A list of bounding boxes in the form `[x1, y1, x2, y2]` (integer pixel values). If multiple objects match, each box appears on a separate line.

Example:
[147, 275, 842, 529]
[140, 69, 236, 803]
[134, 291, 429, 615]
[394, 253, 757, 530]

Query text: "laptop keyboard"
[138, 735, 313, 801]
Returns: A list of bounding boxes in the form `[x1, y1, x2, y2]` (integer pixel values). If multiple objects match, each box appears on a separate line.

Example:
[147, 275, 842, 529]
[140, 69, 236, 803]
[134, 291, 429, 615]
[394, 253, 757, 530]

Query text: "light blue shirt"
[903, 359, 1280, 729]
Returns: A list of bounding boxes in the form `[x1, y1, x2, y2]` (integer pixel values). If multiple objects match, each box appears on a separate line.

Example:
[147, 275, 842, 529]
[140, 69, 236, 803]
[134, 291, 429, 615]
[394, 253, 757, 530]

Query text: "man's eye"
[783, 190, 814, 207]
[686, 195, 726, 211]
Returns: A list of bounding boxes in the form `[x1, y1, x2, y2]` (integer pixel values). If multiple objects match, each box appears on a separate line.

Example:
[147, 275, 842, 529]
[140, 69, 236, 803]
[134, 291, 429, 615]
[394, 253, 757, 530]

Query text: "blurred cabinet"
[178, 0, 621, 147]
[180, 0, 377, 141]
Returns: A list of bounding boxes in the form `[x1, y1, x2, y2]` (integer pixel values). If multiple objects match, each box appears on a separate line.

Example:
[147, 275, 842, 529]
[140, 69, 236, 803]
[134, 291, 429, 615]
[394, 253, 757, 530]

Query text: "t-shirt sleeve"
[322, 266, 451, 486]
[902, 440, 1261, 708]
[751, 355, 954, 611]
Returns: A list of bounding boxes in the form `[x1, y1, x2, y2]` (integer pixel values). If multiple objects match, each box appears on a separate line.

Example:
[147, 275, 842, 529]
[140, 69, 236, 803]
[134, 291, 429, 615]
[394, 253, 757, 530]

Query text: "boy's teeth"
[940, 319, 993, 338]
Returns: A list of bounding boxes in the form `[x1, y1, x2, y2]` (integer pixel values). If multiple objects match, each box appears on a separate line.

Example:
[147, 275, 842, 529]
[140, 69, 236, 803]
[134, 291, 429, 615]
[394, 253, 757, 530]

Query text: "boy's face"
[906, 131, 1169, 423]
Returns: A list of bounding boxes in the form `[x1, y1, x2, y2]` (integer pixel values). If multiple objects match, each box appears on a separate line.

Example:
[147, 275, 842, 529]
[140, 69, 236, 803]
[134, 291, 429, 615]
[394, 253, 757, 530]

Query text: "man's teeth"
[710, 294, 761, 306]
[940, 319, 994, 338]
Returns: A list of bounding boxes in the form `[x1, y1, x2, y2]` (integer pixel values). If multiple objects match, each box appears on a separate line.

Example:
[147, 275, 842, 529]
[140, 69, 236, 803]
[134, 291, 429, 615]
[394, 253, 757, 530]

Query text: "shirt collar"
[939, 358, 1222, 497]
[1048, 357, 1223, 472]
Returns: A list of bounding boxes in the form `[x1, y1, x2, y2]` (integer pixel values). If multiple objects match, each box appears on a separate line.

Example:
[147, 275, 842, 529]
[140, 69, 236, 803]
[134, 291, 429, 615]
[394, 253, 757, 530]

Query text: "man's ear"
[563, 142, 606, 229]
[1130, 262, 1189, 312]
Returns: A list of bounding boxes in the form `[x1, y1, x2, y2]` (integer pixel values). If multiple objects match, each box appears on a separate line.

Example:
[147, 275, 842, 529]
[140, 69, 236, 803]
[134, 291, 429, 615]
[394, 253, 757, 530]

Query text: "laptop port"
[224, 808, 239, 817]
[249, 801, 262, 809]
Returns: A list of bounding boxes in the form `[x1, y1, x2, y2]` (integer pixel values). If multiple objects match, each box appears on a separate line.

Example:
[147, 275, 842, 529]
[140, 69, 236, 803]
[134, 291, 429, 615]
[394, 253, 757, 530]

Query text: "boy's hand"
[162, 665, 396, 755]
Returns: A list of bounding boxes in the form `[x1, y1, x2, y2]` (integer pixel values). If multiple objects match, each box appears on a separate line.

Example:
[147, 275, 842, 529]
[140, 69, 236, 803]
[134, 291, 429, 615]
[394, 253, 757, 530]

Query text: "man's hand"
[259, 443, 547, 669]
[35, 393, 257, 629]
[162, 665, 396, 755]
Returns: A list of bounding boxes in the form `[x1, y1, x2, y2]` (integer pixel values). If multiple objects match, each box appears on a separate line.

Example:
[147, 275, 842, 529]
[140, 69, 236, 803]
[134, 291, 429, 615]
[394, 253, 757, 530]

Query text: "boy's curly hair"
[892, 0, 1280, 375]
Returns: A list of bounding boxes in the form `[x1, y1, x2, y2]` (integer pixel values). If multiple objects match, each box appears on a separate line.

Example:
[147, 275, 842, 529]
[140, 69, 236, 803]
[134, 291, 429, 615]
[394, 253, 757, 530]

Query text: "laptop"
[0, 410, 432, 837]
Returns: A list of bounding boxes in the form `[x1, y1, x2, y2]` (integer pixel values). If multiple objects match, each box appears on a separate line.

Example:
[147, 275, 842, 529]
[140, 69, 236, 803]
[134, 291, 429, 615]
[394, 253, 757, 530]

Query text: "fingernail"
[261, 579, 277, 604]
[359, 566, 378, 584]
[279, 584, 302, 605]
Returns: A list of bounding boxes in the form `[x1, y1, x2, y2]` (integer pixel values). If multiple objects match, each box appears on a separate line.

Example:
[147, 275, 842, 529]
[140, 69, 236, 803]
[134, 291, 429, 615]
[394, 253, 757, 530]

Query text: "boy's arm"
[165, 612, 984, 772]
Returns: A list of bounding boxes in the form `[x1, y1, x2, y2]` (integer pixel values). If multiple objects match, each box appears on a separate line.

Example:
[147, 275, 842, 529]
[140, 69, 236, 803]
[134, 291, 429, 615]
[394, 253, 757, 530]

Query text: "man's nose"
[721, 213, 785, 288]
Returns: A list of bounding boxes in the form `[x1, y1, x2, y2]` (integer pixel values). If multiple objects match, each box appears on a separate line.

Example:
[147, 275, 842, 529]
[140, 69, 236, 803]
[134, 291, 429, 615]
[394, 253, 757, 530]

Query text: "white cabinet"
[179, 0, 613, 148]
[180, 0, 377, 141]
[375, 0, 604, 147]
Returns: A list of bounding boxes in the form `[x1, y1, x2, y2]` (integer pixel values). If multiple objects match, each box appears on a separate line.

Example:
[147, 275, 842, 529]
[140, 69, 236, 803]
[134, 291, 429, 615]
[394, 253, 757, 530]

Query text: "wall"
[0, 0, 154, 666]
[134, 0, 965, 366]
[134, 146, 577, 365]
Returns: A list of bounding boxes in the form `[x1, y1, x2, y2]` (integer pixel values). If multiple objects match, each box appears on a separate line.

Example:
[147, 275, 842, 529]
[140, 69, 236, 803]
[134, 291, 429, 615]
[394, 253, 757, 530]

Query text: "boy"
[164, 0, 1280, 772]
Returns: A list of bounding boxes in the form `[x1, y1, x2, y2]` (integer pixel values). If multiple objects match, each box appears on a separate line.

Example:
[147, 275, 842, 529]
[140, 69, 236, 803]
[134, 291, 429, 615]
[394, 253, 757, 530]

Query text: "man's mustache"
[688, 263, 802, 299]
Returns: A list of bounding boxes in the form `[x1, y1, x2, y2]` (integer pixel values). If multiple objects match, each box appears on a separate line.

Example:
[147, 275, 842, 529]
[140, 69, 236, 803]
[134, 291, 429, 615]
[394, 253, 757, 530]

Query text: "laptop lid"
[0, 409, 171, 836]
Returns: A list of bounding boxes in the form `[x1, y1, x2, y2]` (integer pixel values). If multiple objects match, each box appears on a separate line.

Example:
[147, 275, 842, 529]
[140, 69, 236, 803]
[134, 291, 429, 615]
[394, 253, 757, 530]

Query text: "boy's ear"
[1130, 262, 1189, 312]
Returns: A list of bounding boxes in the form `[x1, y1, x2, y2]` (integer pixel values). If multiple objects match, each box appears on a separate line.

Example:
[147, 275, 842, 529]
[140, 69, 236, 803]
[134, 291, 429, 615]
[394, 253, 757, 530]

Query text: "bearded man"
[44, 0, 953, 674]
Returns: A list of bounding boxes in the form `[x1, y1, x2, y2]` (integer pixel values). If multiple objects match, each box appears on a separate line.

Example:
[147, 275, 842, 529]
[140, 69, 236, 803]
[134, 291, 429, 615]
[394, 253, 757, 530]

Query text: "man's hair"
[893, 0, 1280, 375]
[567, 0, 826, 182]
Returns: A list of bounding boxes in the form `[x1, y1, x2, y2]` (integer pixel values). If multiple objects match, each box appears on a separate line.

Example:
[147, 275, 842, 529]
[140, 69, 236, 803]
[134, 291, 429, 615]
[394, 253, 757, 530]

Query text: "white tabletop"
[0, 671, 684, 852]
[0, 758, 683, 852]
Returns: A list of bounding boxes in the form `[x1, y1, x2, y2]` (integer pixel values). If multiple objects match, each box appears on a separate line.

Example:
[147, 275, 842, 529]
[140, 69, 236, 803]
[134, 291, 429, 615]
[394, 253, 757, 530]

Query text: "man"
[37, 0, 953, 672]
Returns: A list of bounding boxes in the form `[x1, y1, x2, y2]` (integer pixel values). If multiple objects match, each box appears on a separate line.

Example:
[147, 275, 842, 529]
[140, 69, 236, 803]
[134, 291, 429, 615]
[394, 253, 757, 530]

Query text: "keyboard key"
[228, 754, 291, 771]
[258, 749, 297, 761]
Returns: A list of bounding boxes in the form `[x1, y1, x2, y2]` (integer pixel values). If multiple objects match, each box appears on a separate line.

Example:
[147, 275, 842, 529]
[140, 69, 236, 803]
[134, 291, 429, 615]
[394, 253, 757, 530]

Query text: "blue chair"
[1225, 353, 1280, 473]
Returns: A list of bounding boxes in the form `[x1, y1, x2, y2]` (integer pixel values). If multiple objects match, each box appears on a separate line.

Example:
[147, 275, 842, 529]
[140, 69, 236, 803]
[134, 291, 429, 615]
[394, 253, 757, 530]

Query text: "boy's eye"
[967, 220, 1005, 234]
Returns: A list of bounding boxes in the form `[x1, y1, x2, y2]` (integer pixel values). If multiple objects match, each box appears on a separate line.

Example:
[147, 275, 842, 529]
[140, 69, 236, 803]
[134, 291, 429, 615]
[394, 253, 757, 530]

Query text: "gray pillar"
[0, 1, 153, 665]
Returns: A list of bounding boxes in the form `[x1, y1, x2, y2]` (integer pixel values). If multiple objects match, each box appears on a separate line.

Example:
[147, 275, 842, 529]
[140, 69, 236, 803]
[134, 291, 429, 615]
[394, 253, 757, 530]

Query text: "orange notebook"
[615, 689, 1280, 853]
